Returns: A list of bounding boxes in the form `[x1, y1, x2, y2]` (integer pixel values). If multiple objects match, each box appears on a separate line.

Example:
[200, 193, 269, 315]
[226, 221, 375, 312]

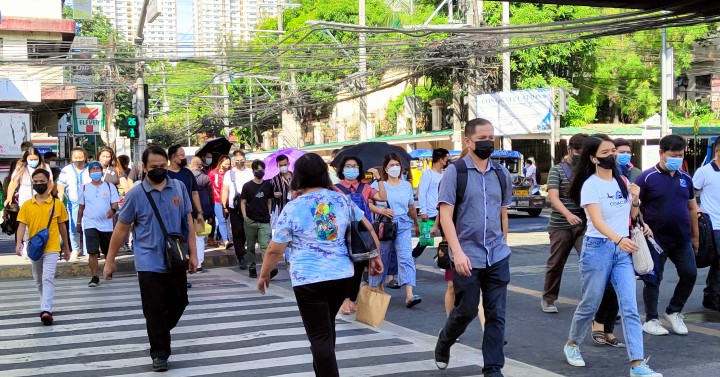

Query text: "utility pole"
[502, 1, 510, 92]
[186, 95, 191, 146]
[249, 77, 254, 148]
[161, 61, 168, 120]
[358, 0, 368, 141]
[277, 0, 284, 32]
[661, 28, 669, 136]
[105, 32, 116, 151]
[134, 0, 151, 164]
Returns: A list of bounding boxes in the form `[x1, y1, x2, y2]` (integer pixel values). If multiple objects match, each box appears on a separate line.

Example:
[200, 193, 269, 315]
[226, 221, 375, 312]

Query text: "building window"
[27, 40, 62, 59]
[696, 75, 711, 91]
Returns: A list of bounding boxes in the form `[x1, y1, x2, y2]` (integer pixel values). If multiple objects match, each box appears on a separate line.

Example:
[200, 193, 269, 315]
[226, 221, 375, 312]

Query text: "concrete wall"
[1, 0, 62, 19]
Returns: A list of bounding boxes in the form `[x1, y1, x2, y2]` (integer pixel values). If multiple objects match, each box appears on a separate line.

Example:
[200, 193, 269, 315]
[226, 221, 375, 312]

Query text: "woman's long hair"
[98, 146, 124, 176]
[213, 156, 231, 173]
[568, 134, 628, 205]
[15, 148, 45, 176]
[290, 153, 334, 191]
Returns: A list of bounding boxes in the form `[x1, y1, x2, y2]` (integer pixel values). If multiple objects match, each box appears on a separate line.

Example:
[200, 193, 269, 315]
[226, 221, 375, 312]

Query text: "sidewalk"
[0, 234, 238, 279]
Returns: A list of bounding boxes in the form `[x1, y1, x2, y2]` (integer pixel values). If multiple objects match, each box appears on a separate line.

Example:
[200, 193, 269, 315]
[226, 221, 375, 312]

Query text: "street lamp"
[676, 73, 689, 101]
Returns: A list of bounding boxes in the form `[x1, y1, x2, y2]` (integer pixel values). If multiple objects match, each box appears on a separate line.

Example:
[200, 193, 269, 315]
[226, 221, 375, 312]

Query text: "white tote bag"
[631, 226, 654, 275]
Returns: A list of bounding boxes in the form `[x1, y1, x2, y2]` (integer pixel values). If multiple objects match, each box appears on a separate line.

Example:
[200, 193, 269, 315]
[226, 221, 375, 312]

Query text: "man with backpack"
[413, 148, 449, 259]
[222, 149, 254, 269]
[693, 140, 720, 311]
[434, 118, 513, 377]
[541, 133, 588, 313]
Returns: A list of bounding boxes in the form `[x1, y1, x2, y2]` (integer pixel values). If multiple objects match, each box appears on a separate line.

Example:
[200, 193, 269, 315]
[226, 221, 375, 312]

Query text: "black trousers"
[138, 269, 189, 360]
[229, 210, 246, 260]
[293, 277, 354, 377]
[594, 281, 619, 334]
[439, 256, 510, 376]
[347, 261, 368, 302]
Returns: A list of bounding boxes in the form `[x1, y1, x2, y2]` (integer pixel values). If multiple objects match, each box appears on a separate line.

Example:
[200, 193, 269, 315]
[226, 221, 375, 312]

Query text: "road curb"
[0, 250, 239, 279]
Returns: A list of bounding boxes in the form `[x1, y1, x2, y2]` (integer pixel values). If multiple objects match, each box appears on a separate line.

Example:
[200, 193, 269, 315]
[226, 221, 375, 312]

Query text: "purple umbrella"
[262, 148, 307, 179]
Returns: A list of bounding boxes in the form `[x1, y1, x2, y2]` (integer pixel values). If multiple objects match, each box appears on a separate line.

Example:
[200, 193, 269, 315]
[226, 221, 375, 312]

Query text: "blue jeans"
[704, 230, 720, 296]
[439, 255, 510, 375]
[369, 218, 414, 287]
[569, 236, 644, 362]
[642, 240, 697, 320]
[66, 201, 81, 252]
[213, 203, 229, 243]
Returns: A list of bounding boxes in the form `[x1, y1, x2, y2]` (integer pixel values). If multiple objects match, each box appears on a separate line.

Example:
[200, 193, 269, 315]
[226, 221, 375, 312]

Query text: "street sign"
[73, 102, 105, 135]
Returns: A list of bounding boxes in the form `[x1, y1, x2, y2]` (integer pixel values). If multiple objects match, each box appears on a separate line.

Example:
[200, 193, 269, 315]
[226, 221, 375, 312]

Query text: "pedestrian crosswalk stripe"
[0, 268, 562, 377]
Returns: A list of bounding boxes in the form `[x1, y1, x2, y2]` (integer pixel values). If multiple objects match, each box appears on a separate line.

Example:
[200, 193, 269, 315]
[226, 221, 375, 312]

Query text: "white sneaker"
[663, 312, 688, 335]
[541, 300, 558, 313]
[642, 319, 669, 336]
[68, 250, 78, 262]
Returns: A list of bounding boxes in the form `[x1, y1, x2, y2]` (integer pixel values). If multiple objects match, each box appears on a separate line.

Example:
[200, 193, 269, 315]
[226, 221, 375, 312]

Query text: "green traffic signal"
[127, 115, 138, 128]
[128, 128, 137, 139]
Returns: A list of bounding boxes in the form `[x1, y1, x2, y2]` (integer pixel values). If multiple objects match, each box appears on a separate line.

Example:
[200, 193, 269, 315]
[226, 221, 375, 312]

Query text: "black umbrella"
[330, 142, 412, 170]
[195, 137, 233, 158]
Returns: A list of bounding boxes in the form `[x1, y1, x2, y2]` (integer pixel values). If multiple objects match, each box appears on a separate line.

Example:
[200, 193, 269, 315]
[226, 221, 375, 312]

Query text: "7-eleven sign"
[72, 102, 105, 135]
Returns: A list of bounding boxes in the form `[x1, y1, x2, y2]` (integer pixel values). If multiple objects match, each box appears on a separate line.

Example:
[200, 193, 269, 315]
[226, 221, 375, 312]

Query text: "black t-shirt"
[168, 168, 199, 197]
[241, 180, 273, 223]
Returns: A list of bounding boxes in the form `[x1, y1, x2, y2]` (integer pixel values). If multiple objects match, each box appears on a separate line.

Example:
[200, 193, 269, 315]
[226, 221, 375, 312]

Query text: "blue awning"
[491, 150, 522, 159]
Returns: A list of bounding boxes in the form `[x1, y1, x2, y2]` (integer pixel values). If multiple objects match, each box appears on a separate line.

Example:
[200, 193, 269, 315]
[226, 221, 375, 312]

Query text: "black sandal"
[591, 330, 606, 345]
[605, 337, 626, 348]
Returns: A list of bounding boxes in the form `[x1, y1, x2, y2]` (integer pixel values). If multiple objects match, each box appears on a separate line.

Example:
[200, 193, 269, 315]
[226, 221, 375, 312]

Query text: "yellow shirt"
[17, 195, 69, 253]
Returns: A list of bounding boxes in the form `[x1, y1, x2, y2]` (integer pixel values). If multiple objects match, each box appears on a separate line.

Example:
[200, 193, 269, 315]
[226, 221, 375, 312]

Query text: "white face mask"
[387, 166, 402, 178]
[279, 166, 289, 174]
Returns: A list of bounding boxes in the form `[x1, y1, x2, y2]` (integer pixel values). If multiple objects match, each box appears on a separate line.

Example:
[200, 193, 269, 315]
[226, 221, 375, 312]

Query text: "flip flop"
[387, 279, 400, 289]
[406, 295, 422, 308]
[591, 331, 606, 345]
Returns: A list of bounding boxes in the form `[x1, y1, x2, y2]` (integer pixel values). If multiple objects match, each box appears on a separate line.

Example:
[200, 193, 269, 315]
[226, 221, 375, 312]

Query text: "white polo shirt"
[222, 167, 254, 209]
[693, 161, 720, 230]
[78, 181, 120, 232]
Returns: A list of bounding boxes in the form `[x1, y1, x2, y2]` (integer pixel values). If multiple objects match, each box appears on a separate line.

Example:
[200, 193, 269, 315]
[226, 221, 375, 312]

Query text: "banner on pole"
[0, 113, 31, 158]
[476, 88, 554, 136]
[73, 0, 93, 20]
[73, 102, 105, 135]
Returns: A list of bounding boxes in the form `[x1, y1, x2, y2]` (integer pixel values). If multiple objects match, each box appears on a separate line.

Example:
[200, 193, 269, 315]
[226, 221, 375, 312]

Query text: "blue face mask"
[665, 156, 683, 171]
[617, 153, 631, 166]
[90, 171, 103, 182]
[343, 168, 360, 180]
[205, 158, 213, 165]
[28, 160, 39, 168]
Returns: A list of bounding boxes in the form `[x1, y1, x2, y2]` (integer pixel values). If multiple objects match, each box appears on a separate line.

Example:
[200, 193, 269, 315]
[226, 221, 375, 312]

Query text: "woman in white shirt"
[564, 134, 661, 377]
[3, 148, 53, 208]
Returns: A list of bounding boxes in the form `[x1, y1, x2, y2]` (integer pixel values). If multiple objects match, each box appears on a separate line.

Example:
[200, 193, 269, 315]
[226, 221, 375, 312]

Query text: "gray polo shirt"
[438, 154, 513, 268]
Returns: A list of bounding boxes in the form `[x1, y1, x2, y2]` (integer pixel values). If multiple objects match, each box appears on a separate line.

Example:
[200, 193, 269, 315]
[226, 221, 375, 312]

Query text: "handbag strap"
[142, 182, 170, 239]
[45, 197, 56, 229]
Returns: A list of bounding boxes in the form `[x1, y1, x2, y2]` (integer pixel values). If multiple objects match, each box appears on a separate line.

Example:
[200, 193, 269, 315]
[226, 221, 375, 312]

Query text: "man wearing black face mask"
[435, 118, 513, 376]
[104, 145, 198, 372]
[240, 160, 276, 279]
[541, 133, 589, 314]
[167, 145, 205, 228]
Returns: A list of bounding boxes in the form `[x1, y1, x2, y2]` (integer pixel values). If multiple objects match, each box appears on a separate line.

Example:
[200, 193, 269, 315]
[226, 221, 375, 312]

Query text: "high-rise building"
[192, 0, 277, 57]
[93, 0, 178, 59]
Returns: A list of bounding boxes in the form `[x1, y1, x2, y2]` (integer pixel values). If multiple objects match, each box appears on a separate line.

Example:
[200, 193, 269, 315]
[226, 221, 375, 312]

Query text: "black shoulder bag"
[372, 182, 397, 241]
[143, 184, 189, 272]
[344, 195, 378, 262]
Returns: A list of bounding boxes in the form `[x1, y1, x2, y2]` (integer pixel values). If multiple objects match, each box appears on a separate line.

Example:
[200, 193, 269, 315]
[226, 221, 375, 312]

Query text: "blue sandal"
[406, 295, 422, 308]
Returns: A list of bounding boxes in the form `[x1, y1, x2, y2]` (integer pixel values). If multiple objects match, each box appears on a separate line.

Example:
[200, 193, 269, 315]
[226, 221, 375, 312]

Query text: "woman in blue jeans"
[565, 134, 662, 377]
[369, 153, 422, 308]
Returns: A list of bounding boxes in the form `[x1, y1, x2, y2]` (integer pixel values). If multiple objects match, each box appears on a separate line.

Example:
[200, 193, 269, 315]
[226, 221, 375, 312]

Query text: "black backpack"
[451, 158, 508, 225]
[696, 212, 718, 268]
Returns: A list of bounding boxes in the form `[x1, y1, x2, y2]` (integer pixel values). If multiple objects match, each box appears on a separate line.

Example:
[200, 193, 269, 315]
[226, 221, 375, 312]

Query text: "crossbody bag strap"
[46, 198, 56, 229]
[142, 183, 170, 239]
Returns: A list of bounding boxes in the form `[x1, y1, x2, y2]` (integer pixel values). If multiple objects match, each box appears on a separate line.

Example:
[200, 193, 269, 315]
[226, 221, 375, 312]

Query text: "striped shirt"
[547, 163, 586, 230]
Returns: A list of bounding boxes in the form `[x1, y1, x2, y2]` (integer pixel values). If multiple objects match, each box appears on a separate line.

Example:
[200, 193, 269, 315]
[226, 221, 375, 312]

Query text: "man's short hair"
[613, 138, 632, 148]
[142, 145, 169, 165]
[276, 154, 289, 164]
[251, 160, 265, 170]
[43, 151, 57, 160]
[21, 141, 34, 149]
[432, 148, 449, 163]
[568, 133, 589, 150]
[233, 149, 246, 157]
[464, 118, 493, 137]
[660, 135, 686, 152]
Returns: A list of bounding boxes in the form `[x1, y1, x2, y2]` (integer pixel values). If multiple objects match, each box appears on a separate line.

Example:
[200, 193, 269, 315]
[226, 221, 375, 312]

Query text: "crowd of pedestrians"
[4, 123, 719, 377]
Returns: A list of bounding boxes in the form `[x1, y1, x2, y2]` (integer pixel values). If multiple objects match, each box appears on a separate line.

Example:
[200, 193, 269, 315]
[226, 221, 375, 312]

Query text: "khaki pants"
[542, 226, 585, 304]
[244, 217, 270, 269]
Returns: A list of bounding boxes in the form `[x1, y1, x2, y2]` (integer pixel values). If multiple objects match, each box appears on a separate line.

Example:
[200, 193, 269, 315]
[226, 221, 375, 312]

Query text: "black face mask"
[33, 183, 48, 195]
[595, 155, 616, 170]
[254, 170, 265, 179]
[179, 159, 188, 168]
[473, 140, 494, 160]
[147, 168, 168, 183]
[571, 154, 580, 165]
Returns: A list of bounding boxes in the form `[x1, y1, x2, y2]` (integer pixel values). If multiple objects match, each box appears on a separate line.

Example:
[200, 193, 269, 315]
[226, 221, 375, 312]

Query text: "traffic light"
[558, 88, 570, 116]
[126, 115, 139, 139]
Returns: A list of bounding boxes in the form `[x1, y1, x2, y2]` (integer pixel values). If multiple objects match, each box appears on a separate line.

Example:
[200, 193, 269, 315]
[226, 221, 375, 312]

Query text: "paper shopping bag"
[355, 285, 391, 328]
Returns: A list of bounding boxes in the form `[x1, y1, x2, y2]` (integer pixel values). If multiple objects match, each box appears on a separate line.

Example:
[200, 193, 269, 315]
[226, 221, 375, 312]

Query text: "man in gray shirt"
[434, 118, 513, 377]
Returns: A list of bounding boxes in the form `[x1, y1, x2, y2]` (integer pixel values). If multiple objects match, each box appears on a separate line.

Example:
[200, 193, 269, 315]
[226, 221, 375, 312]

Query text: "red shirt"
[334, 180, 378, 202]
[208, 169, 227, 203]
